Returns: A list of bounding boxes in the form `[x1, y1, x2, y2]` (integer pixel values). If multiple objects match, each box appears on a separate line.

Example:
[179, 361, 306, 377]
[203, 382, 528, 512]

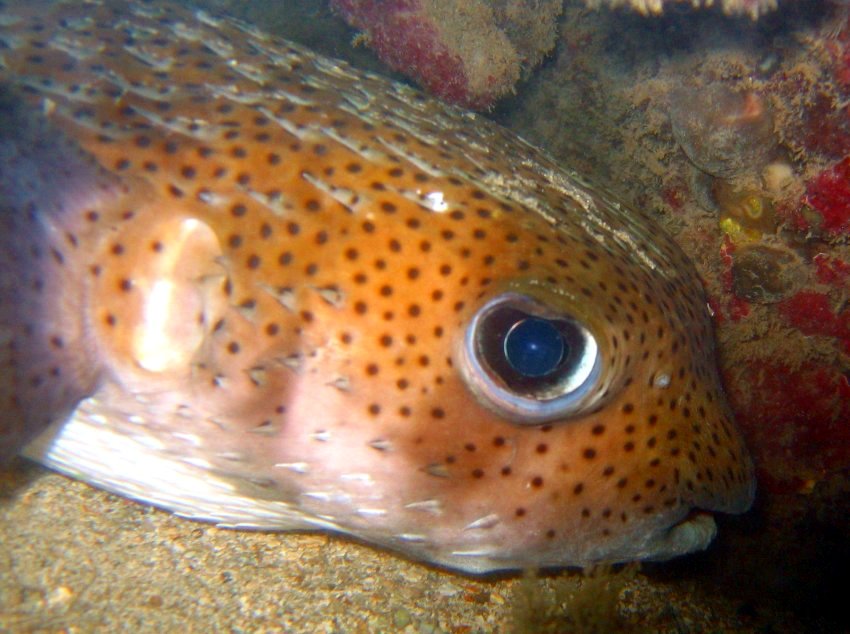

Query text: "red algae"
[799, 157, 850, 237]
[799, 94, 850, 160]
[726, 359, 850, 488]
[712, 236, 752, 323]
[331, 0, 561, 109]
[661, 183, 687, 211]
[813, 253, 850, 286]
[331, 0, 495, 109]
[778, 291, 850, 353]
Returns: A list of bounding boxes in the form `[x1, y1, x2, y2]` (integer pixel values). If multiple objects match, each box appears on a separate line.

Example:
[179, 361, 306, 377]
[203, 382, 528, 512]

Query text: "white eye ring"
[459, 293, 602, 425]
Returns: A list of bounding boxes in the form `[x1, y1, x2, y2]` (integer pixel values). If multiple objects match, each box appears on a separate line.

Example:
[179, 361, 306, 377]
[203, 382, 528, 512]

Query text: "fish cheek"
[89, 210, 228, 391]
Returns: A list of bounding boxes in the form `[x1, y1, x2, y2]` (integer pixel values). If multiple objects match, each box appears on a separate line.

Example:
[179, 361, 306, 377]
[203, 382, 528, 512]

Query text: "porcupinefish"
[0, 0, 754, 573]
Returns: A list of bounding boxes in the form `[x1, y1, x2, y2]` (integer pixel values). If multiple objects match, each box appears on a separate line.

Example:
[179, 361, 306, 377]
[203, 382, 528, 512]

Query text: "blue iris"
[503, 317, 565, 378]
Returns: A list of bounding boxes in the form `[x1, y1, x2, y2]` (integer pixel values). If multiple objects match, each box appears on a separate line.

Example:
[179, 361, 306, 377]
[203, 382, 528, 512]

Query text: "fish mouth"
[646, 511, 718, 562]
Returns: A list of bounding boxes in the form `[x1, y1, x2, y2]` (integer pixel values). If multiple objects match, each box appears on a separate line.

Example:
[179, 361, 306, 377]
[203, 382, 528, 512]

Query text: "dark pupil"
[504, 317, 566, 377]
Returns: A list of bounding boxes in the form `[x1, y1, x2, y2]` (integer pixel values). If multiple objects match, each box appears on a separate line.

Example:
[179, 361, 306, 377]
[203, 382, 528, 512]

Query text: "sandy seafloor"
[0, 0, 840, 632]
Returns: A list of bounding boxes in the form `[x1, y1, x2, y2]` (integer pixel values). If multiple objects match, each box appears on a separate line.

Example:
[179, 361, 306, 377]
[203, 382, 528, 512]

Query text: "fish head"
[75, 154, 752, 571]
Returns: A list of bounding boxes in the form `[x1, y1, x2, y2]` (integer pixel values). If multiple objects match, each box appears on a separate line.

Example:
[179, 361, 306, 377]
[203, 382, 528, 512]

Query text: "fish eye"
[460, 293, 601, 424]
[503, 317, 565, 377]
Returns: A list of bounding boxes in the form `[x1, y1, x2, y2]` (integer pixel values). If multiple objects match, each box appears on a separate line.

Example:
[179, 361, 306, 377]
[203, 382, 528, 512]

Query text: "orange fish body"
[0, 0, 754, 572]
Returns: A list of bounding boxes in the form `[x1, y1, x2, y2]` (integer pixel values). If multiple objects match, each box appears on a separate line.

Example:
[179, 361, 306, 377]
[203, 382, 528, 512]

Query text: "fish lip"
[644, 511, 718, 562]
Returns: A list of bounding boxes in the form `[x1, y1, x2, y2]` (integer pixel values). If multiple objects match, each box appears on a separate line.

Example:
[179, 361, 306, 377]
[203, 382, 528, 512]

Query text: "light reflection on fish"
[0, 0, 754, 573]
